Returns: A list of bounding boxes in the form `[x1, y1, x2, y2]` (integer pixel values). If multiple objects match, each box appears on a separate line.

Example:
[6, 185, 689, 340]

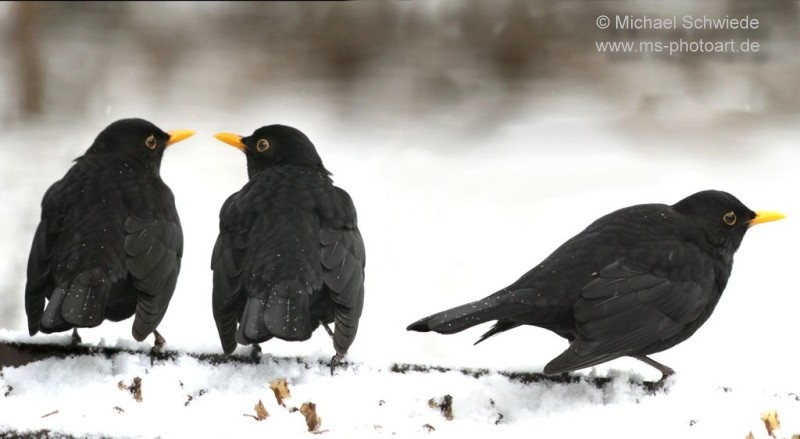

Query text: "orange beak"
[214, 132, 246, 152]
[166, 129, 196, 146]
[749, 211, 786, 227]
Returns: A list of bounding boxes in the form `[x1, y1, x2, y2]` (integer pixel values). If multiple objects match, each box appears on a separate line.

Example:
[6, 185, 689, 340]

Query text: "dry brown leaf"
[244, 399, 269, 421]
[255, 399, 269, 421]
[270, 378, 291, 407]
[428, 395, 454, 421]
[791, 434, 800, 439]
[761, 410, 780, 438]
[300, 402, 321, 432]
[745, 432, 755, 439]
[118, 377, 143, 402]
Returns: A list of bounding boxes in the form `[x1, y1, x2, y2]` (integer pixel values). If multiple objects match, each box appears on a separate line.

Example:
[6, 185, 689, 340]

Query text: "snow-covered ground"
[2, 2, 800, 438]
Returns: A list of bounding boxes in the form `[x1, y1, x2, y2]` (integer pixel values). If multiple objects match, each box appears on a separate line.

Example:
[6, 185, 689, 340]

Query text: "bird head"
[86, 118, 194, 173]
[214, 125, 329, 179]
[672, 190, 784, 254]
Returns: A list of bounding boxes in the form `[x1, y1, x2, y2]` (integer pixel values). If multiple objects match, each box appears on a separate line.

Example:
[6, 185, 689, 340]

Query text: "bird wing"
[211, 201, 248, 353]
[320, 187, 365, 355]
[24, 219, 56, 335]
[25, 179, 74, 334]
[124, 212, 183, 342]
[545, 245, 715, 374]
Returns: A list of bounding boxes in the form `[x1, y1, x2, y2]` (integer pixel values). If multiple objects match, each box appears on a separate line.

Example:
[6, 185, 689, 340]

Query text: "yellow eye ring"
[723, 211, 737, 226]
[256, 139, 270, 152]
[145, 134, 157, 150]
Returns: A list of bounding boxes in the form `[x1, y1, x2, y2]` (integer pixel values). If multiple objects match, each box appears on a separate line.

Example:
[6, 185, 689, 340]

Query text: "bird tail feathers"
[236, 281, 314, 346]
[406, 291, 518, 335]
[40, 269, 111, 333]
[264, 281, 313, 341]
[473, 320, 522, 345]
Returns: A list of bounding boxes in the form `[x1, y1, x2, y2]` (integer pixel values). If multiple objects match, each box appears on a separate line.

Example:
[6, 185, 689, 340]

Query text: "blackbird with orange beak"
[408, 190, 784, 387]
[25, 118, 194, 350]
[212, 125, 365, 373]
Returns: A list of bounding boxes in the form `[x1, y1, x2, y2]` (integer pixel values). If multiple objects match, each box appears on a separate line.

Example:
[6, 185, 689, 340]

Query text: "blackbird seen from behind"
[212, 125, 365, 372]
[407, 190, 784, 385]
[25, 118, 194, 348]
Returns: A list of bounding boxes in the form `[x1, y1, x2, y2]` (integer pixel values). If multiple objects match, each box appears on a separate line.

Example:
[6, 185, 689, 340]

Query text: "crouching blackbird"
[408, 190, 784, 385]
[25, 118, 194, 349]
[212, 125, 365, 372]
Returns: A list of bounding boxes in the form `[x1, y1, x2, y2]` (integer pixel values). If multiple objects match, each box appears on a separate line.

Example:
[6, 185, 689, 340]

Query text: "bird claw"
[149, 330, 166, 366]
[634, 355, 674, 393]
[330, 352, 344, 375]
[650, 371, 675, 393]
[639, 369, 675, 394]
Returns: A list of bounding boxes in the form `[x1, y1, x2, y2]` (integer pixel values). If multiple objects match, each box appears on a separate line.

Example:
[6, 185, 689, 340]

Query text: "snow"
[2, 2, 800, 438]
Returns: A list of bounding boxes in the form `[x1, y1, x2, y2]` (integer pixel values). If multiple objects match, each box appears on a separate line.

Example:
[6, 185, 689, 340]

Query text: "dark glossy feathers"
[25, 119, 183, 341]
[212, 163, 365, 355]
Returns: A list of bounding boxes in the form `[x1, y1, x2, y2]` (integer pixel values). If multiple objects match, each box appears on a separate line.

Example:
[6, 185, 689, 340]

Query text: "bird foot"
[150, 330, 166, 354]
[149, 330, 167, 366]
[330, 352, 345, 375]
[250, 344, 262, 364]
[634, 355, 674, 392]
[70, 328, 82, 347]
[651, 370, 675, 393]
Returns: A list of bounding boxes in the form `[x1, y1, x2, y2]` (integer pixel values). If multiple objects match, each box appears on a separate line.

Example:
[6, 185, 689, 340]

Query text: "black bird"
[212, 125, 365, 371]
[408, 190, 784, 384]
[25, 118, 193, 348]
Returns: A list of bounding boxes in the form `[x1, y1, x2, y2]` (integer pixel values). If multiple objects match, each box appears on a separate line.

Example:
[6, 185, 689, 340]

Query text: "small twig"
[41, 410, 59, 418]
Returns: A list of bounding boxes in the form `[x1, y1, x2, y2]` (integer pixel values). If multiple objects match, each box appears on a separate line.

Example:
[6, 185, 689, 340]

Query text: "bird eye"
[723, 212, 737, 226]
[256, 139, 270, 152]
[145, 134, 157, 150]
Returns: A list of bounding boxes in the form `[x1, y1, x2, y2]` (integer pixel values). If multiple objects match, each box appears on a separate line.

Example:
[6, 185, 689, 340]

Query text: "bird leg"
[634, 355, 675, 389]
[320, 321, 345, 375]
[250, 344, 262, 364]
[70, 328, 82, 347]
[321, 321, 335, 339]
